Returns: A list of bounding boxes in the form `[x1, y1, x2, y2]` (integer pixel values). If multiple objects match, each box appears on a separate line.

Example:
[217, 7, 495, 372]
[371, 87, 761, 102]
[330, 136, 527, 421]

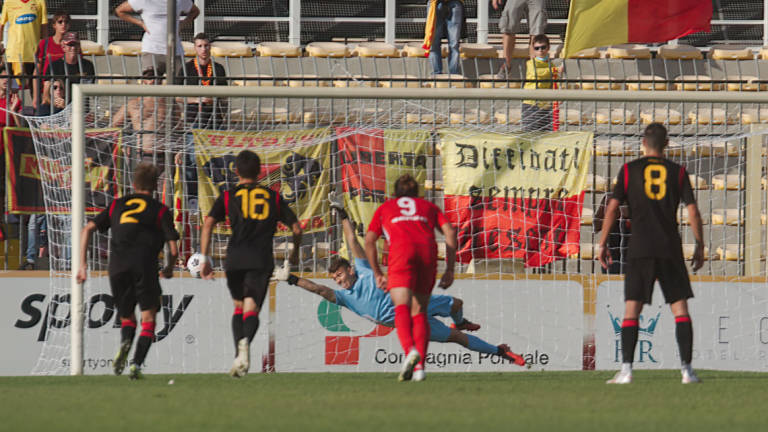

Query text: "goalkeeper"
[274, 194, 526, 367]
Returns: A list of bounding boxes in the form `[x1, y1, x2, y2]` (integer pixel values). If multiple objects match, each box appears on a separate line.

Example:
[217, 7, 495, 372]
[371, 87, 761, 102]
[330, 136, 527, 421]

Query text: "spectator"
[521, 35, 559, 132]
[181, 32, 227, 129]
[33, 10, 70, 108]
[46, 32, 95, 103]
[35, 78, 65, 116]
[0, 0, 48, 91]
[0, 73, 22, 126]
[425, 0, 464, 75]
[593, 192, 631, 274]
[115, 0, 200, 78]
[492, 0, 546, 78]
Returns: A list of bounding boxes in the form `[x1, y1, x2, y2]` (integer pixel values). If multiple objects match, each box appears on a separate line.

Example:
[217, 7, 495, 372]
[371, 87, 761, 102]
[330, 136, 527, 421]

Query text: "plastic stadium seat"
[571, 74, 622, 90]
[657, 44, 703, 60]
[211, 42, 252, 58]
[595, 138, 631, 156]
[459, 43, 497, 59]
[578, 243, 597, 260]
[687, 108, 733, 125]
[711, 173, 744, 190]
[494, 107, 522, 124]
[405, 112, 443, 124]
[711, 208, 741, 226]
[257, 42, 301, 57]
[423, 74, 472, 88]
[333, 75, 376, 87]
[640, 108, 682, 125]
[557, 108, 589, 125]
[715, 244, 741, 261]
[594, 108, 636, 125]
[497, 46, 530, 59]
[564, 47, 601, 59]
[306, 42, 350, 58]
[760, 47, 768, 59]
[625, 75, 667, 91]
[580, 207, 594, 225]
[377, 74, 420, 88]
[354, 42, 399, 58]
[663, 141, 691, 157]
[478, 74, 522, 88]
[449, 109, 490, 124]
[80, 40, 105, 56]
[709, 45, 754, 60]
[763, 212, 767, 225]
[678, 208, 709, 225]
[251, 107, 300, 123]
[424, 180, 444, 191]
[232, 75, 284, 86]
[689, 174, 708, 190]
[108, 41, 141, 56]
[401, 42, 427, 57]
[673, 75, 722, 91]
[606, 44, 651, 59]
[182, 41, 195, 57]
[741, 109, 768, 124]
[586, 174, 608, 192]
[682, 244, 709, 260]
[96, 73, 131, 85]
[725, 75, 765, 92]
[698, 141, 740, 157]
[302, 109, 347, 124]
[286, 75, 330, 87]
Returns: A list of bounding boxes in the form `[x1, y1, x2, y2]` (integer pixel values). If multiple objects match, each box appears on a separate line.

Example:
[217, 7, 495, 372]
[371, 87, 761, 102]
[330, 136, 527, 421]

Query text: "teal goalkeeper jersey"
[334, 258, 396, 326]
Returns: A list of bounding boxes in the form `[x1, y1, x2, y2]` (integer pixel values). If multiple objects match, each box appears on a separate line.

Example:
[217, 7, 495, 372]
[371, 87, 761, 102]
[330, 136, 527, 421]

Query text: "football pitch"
[2, 370, 767, 431]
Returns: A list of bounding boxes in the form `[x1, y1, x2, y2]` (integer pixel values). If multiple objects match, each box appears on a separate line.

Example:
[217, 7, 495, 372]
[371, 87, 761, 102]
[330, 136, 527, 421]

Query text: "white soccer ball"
[187, 253, 205, 278]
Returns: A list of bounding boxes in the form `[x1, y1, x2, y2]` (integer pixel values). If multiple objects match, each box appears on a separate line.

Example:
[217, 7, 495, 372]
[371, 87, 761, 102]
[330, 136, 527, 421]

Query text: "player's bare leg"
[129, 309, 157, 380]
[607, 300, 643, 384]
[114, 315, 137, 376]
[390, 288, 419, 381]
[670, 299, 699, 383]
[411, 292, 430, 382]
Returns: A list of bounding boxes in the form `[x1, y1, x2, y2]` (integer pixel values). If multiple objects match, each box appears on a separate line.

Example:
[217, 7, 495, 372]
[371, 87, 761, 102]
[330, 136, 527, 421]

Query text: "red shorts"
[386, 244, 437, 294]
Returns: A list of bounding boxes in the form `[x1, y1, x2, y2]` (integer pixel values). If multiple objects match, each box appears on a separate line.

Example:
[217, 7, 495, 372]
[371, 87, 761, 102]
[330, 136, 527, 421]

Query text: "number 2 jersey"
[208, 183, 298, 271]
[92, 193, 180, 274]
[612, 156, 696, 260]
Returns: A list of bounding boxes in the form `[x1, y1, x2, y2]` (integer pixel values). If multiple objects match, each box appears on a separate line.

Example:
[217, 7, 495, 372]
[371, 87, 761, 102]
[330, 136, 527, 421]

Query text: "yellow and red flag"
[563, 0, 711, 58]
[423, 0, 439, 57]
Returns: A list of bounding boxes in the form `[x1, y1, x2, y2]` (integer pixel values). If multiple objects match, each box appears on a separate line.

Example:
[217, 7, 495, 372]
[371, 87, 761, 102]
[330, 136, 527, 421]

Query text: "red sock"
[412, 313, 429, 367]
[394, 304, 415, 354]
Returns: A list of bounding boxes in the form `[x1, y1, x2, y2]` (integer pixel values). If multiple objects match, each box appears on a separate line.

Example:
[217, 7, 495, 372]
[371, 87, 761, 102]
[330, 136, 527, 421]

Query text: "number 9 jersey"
[612, 156, 696, 260]
[208, 184, 298, 271]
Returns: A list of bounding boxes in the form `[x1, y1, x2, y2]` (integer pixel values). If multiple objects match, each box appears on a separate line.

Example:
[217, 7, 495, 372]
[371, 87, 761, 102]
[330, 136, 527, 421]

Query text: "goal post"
[63, 83, 768, 375]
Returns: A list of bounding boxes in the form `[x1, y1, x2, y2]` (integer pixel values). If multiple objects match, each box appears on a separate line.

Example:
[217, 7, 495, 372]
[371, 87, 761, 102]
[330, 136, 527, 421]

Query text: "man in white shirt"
[115, 0, 199, 78]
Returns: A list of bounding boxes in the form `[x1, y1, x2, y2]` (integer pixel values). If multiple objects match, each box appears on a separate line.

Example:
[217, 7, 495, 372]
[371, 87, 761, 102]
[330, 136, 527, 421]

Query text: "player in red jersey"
[364, 174, 457, 382]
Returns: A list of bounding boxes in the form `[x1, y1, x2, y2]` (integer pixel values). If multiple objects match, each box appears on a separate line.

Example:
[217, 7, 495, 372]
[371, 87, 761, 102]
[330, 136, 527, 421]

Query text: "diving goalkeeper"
[274, 194, 527, 369]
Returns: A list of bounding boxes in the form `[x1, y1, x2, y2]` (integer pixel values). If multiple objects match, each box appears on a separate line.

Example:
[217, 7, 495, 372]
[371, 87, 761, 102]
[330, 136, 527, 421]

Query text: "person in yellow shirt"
[521, 34, 559, 132]
[0, 0, 48, 89]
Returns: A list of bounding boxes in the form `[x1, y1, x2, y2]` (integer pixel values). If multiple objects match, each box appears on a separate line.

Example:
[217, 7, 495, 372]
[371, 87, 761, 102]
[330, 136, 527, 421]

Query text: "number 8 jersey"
[612, 156, 696, 260]
[208, 183, 298, 270]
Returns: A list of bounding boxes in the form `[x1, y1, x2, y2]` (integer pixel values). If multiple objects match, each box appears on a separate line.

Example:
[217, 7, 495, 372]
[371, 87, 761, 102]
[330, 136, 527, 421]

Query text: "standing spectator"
[0, 0, 48, 91]
[181, 33, 227, 129]
[492, 0, 546, 78]
[33, 10, 70, 108]
[46, 32, 95, 103]
[115, 0, 199, 78]
[425, 0, 464, 75]
[521, 35, 558, 132]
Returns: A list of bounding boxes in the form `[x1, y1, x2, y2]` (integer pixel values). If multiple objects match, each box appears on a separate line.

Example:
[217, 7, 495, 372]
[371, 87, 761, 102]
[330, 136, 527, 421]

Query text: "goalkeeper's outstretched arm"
[274, 262, 337, 303]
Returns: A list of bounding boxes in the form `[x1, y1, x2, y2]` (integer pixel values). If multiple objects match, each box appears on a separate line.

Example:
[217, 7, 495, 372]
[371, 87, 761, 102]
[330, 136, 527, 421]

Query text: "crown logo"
[608, 310, 661, 336]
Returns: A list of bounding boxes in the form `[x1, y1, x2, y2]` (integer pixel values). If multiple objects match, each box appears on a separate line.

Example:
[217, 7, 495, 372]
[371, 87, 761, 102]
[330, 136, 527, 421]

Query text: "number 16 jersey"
[612, 156, 696, 260]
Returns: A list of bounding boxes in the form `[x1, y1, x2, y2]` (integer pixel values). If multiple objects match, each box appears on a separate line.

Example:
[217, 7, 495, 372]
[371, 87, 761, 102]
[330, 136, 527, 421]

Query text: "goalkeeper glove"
[328, 191, 348, 220]
[274, 260, 299, 285]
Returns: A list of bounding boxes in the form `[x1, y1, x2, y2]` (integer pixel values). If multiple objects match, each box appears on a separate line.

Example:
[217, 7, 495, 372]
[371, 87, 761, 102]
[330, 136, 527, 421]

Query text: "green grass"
[2, 371, 767, 431]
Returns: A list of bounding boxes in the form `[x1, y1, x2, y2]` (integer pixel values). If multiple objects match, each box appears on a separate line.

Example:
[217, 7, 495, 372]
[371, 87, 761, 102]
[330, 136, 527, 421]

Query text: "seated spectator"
[0, 73, 22, 127]
[181, 32, 227, 129]
[33, 10, 70, 108]
[35, 78, 65, 116]
[45, 31, 94, 103]
[521, 35, 559, 132]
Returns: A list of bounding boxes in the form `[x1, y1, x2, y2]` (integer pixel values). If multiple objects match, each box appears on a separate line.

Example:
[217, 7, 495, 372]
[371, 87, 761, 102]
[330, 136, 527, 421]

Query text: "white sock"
[620, 363, 632, 374]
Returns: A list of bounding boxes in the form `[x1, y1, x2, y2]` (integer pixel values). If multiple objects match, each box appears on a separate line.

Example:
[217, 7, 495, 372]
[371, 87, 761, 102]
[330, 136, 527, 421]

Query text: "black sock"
[243, 311, 260, 343]
[232, 309, 244, 357]
[621, 318, 639, 364]
[675, 316, 693, 365]
[132, 321, 155, 367]
[120, 319, 136, 344]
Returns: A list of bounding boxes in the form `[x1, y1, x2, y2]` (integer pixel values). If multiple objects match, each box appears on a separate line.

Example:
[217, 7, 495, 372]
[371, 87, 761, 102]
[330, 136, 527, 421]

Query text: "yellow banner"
[439, 129, 593, 199]
[193, 128, 332, 235]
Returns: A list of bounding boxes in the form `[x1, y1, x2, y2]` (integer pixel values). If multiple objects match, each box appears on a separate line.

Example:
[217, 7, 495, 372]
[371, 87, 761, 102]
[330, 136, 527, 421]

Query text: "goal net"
[26, 84, 768, 375]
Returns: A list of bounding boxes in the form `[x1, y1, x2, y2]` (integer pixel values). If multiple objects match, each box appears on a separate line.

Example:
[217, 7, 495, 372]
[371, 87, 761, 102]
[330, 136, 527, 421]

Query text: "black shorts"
[109, 267, 162, 317]
[226, 269, 272, 308]
[625, 257, 693, 304]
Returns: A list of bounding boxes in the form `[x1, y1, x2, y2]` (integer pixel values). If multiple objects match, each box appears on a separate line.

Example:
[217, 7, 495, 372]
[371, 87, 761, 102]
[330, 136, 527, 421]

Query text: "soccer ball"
[187, 253, 205, 278]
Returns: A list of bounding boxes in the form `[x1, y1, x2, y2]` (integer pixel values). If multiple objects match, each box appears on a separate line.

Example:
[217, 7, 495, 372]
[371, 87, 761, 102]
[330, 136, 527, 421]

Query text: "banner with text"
[440, 129, 592, 267]
[192, 128, 332, 235]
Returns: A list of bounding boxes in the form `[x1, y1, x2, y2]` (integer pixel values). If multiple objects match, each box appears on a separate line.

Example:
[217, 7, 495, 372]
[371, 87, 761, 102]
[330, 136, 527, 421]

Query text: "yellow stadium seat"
[686, 108, 733, 125]
[578, 243, 597, 260]
[689, 174, 708, 190]
[181, 41, 195, 57]
[96, 73, 131, 85]
[715, 244, 741, 261]
[666, 141, 694, 157]
[498, 46, 530, 59]
[306, 42, 350, 58]
[698, 141, 740, 157]
[709, 45, 754, 60]
[711, 208, 741, 226]
[571, 74, 622, 90]
[557, 108, 589, 125]
[594, 108, 636, 125]
[640, 108, 682, 125]
[725, 75, 765, 91]
[354, 42, 399, 58]
[595, 139, 631, 156]
[423, 74, 472, 88]
[711, 173, 744, 190]
[232, 75, 284, 87]
[682, 244, 709, 260]
[405, 111, 444, 124]
[257, 42, 301, 57]
[673, 75, 722, 91]
[760, 47, 768, 59]
[377, 74, 421, 88]
[333, 75, 376, 87]
[494, 108, 522, 124]
[424, 180, 444, 191]
[302, 109, 347, 124]
[449, 109, 490, 125]
[606, 44, 651, 59]
[657, 44, 703, 60]
[478, 74, 522, 88]
[286, 75, 330, 87]
[586, 174, 608, 192]
[250, 107, 300, 124]
[625, 75, 667, 91]
[581, 207, 594, 226]
[740, 108, 768, 124]
[401, 42, 427, 57]
[80, 40, 105, 56]
[211, 41, 253, 58]
[108, 41, 141, 56]
[459, 43, 497, 59]
[564, 47, 601, 59]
